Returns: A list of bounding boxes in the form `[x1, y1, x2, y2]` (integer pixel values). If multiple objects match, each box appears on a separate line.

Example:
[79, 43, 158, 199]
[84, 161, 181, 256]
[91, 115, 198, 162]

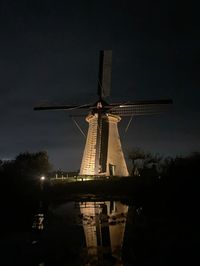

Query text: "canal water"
[0, 193, 193, 266]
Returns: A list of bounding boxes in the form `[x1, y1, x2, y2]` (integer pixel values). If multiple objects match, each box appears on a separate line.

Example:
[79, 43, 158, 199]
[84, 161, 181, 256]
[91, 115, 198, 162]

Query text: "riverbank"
[44, 176, 156, 202]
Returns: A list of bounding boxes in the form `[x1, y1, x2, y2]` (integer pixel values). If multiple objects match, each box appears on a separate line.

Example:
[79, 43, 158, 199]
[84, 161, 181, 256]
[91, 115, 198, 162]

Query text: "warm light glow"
[79, 201, 129, 263]
[40, 176, 45, 181]
[79, 113, 128, 176]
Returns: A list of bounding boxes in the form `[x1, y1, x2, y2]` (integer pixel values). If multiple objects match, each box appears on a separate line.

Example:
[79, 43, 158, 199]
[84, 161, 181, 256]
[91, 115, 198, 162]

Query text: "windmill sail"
[109, 99, 173, 116]
[98, 50, 112, 99]
[34, 104, 92, 111]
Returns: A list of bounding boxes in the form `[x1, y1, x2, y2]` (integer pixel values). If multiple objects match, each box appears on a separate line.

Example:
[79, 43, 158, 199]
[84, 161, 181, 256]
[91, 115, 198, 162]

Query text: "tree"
[128, 147, 162, 176]
[14, 151, 52, 180]
[161, 152, 200, 179]
[128, 147, 146, 176]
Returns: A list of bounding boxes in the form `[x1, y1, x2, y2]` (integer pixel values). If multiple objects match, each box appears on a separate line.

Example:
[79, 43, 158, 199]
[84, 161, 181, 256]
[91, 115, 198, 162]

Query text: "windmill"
[34, 50, 172, 177]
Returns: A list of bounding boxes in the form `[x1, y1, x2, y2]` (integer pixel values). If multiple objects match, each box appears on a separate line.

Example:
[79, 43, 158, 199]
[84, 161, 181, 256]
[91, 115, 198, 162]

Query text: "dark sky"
[0, 0, 199, 171]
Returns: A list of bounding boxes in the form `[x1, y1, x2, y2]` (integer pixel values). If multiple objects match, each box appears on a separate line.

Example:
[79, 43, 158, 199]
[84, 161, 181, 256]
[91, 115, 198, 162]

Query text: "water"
[30, 198, 130, 266]
[0, 193, 190, 266]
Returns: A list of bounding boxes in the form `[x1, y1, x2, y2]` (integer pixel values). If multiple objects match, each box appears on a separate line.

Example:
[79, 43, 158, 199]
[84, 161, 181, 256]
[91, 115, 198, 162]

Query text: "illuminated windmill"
[34, 50, 172, 177]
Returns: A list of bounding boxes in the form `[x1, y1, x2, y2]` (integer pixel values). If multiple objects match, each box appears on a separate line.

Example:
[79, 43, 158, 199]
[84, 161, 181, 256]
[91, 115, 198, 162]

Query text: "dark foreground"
[0, 175, 199, 266]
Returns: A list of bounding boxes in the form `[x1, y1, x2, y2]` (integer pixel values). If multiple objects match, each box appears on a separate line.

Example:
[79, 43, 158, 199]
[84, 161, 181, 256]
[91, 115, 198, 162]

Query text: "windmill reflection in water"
[78, 200, 128, 266]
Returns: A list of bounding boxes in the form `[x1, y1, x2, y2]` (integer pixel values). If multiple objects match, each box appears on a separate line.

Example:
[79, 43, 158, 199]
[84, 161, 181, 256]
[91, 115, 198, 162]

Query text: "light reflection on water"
[31, 198, 130, 266]
[1, 192, 184, 265]
[32, 213, 44, 231]
[79, 201, 128, 266]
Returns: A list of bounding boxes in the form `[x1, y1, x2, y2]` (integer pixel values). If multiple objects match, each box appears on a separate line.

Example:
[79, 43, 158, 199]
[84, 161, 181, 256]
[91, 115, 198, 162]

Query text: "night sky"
[0, 0, 199, 171]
